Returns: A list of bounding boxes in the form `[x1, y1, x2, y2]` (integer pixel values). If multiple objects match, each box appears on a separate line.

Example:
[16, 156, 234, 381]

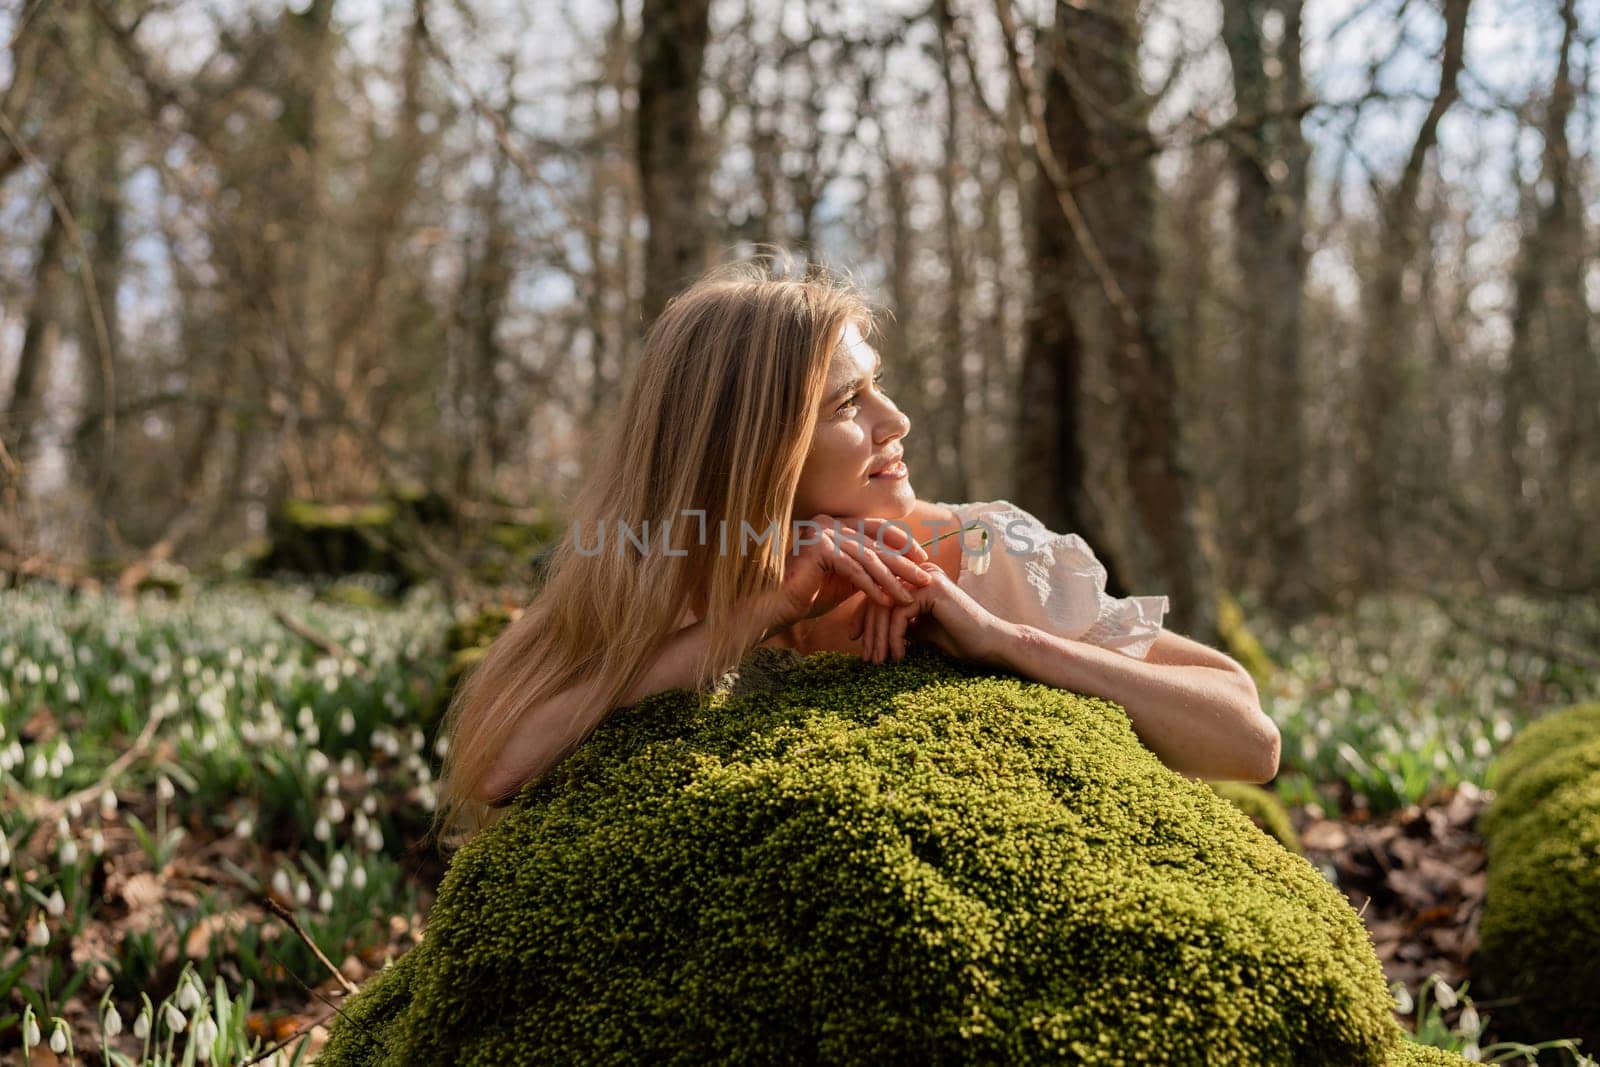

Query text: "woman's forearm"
[990, 623, 1280, 783]
[618, 593, 780, 706]
[483, 595, 780, 804]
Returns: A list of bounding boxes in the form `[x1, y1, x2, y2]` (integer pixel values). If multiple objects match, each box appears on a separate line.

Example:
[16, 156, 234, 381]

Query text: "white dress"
[933, 499, 1170, 660]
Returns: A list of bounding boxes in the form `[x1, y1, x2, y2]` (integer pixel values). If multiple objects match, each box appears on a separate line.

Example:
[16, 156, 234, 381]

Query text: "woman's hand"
[850, 560, 1013, 666]
[766, 514, 933, 634]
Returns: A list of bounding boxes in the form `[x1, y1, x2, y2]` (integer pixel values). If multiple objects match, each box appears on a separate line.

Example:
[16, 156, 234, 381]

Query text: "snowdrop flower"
[361, 795, 378, 815]
[318, 889, 334, 913]
[1433, 975, 1458, 1010]
[100, 788, 119, 818]
[67, 796, 83, 819]
[325, 797, 346, 823]
[1391, 982, 1414, 1015]
[0, 834, 11, 866]
[49, 1019, 68, 1053]
[339, 708, 356, 735]
[163, 1000, 187, 1033]
[22, 1011, 40, 1049]
[156, 775, 176, 803]
[90, 829, 105, 856]
[364, 825, 383, 852]
[1459, 1002, 1481, 1037]
[323, 775, 341, 797]
[57, 739, 74, 766]
[134, 1006, 151, 1039]
[295, 878, 312, 906]
[104, 1003, 124, 1038]
[194, 1013, 219, 1060]
[47, 888, 65, 916]
[234, 816, 255, 840]
[271, 868, 293, 899]
[313, 817, 332, 842]
[29, 752, 47, 778]
[176, 976, 202, 1011]
[352, 811, 370, 837]
[351, 865, 368, 891]
[29, 915, 49, 946]
[59, 837, 79, 865]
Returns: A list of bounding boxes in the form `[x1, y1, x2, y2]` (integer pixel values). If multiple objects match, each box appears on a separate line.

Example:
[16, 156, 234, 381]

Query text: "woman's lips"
[869, 460, 908, 480]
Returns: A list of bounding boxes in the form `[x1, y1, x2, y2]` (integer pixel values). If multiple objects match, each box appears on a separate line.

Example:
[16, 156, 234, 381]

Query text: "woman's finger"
[861, 517, 930, 565]
[824, 533, 895, 607]
[890, 602, 915, 660]
[848, 594, 869, 641]
[875, 596, 890, 663]
[835, 532, 914, 605]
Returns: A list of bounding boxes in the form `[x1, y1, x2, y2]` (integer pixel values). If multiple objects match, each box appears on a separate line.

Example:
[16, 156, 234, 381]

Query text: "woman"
[432, 251, 1278, 850]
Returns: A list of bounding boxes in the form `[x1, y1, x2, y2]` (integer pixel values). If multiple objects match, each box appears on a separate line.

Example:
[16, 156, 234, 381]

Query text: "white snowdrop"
[163, 1000, 187, 1033]
[295, 878, 312, 906]
[313, 817, 332, 842]
[22, 1013, 40, 1049]
[46, 888, 65, 916]
[91, 829, 105, 856]
[59, 837, 78, 865]
[194, 1013, 219, 1060]
[156, 775, 176, 803]
[325, 797, 346, 823]
[49, 1018, 68, 1053]
[339, 708, 357, 735]
[362, 794, 378, 815]
[318, 889, 334, 913]
[176, 976, 201, 1011]
[30, 752, 48, 778]
[352, 811, 370, 837]
[1433, 976, 1458, 1010]
[134, 1007, 151, 1039]
[234, 816, 255, 840]
[29, 915, 49, 947]
[323, 775, 341, 797]
[100, 788, 119, 818]
[271, 869, 293, 899]
[67, 796, 83, 819]
[47, 755, 63, 778]
[104, 1003, 124, 1037]
[0, 834, 11, 866]
[1459, 1002, 1481, 1037]
[364, 825, 383, 852]
[351, 864, 368, 890]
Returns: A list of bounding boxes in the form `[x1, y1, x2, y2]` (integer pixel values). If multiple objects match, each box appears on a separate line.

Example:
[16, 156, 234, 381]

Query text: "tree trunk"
[637, 0, 712, 328]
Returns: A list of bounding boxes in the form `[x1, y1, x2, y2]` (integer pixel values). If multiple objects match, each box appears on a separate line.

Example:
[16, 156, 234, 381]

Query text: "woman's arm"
[480, 594, 781, 805]
[987, 624, 1280, 784]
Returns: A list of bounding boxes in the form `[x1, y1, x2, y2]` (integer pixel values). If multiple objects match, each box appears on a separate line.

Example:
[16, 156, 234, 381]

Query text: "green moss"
[1206, 780, 1301, 855]
[1388, 1040, 1477, 1066]
[1481, 701, 1600, 797]
[281, 499, 396, 529]
[1476, 703, 1600, 1052]
[322, 644, 1427, 1066]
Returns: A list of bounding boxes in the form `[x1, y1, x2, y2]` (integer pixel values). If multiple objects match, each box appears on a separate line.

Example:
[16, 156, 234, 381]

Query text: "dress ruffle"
[934, 499, 1170, 660]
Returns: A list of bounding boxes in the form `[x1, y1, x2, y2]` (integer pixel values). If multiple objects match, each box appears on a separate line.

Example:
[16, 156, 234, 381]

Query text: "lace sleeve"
[934, 499, 1170, 660]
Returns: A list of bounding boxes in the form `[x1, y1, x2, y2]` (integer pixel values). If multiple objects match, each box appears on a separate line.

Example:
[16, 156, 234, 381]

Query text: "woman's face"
[792, 320, 914, 521]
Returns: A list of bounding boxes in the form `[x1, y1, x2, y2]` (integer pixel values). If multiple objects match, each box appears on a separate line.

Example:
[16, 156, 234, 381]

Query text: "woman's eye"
[836, 371, 886, 417]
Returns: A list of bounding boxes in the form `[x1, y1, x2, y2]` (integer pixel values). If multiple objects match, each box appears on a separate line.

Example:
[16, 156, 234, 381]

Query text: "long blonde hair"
[429, 249, 883, 851]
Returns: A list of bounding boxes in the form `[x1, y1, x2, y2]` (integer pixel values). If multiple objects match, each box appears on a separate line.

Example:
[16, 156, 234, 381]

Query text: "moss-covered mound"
[1206, 780, 1301, 855]
[1475, 701, 1600, 1052]
[321, 644, 1458, 1066]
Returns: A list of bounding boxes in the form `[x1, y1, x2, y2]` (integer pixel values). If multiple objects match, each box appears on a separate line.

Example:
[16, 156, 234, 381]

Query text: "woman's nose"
[875, 407, 910, 445]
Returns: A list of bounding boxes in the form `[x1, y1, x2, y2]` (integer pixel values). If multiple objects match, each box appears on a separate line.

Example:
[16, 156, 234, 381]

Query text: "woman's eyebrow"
[826, 353, 884, 405]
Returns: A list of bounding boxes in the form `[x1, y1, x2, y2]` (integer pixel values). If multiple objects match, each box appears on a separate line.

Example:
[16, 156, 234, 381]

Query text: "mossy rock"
[1206, 780, 1301, 855]
[255, 499, 412, 584]
[1475, 702, 1600, 1052]
[1481, 702, 1600, 799]
[1216, 589, 1276, 690]
[321, 644, 1450, 1066]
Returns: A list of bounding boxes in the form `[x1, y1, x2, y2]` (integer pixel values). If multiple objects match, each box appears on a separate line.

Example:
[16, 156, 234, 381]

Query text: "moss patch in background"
[1476, 701, 1600, 1054]
[321, 644, 1459, 1065]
